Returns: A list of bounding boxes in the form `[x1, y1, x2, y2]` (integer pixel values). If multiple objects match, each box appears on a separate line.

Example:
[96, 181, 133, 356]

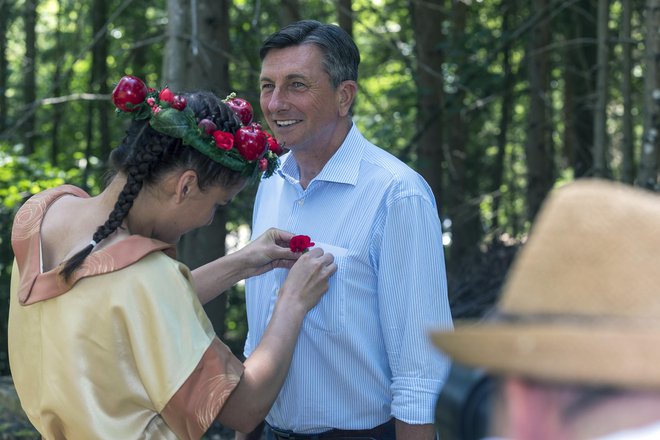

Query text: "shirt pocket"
[302, 253, 348, 334]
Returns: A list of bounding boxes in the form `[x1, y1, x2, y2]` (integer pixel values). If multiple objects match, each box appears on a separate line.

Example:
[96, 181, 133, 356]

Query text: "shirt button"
[298, 199, 304, 206]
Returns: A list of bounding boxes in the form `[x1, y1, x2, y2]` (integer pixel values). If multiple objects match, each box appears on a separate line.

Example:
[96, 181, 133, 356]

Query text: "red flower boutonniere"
[290, 235, 315, 253]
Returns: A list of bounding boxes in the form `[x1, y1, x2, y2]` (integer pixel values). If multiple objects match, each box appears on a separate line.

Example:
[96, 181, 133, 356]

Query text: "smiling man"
[236, 20, 453, 440]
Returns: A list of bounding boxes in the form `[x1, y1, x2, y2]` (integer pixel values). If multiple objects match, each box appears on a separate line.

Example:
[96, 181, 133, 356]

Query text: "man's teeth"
[277, 120, 297, 126]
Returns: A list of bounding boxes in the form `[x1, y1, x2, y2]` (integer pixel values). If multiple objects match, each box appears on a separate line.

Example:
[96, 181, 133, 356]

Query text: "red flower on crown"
[266, 132, 285, 156]
[159, 87, 175, 104]
[213, 131, 234, 150]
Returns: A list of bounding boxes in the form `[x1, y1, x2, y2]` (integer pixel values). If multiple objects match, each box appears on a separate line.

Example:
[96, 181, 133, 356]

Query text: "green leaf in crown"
[150, 107, 197, 139]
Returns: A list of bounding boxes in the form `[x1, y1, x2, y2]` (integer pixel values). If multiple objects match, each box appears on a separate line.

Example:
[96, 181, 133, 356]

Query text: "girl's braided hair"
[59, 91, 243, 281]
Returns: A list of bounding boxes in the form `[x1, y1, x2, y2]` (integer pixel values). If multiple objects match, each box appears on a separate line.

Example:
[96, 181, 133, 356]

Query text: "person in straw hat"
[432, 178, 660, 440]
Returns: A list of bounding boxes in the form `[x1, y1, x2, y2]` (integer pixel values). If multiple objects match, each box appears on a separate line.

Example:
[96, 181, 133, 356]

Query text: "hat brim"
[431, 321, 660, 390]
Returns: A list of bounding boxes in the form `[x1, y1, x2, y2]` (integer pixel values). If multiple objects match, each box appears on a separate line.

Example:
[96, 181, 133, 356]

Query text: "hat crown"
[499, 179, 660, 321]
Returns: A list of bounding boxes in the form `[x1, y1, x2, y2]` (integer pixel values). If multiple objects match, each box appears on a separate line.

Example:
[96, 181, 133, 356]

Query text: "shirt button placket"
[287, 196, 305, 232]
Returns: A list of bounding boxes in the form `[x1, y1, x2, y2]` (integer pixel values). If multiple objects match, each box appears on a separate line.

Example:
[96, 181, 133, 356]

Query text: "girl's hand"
[238, 228, 301, 278]
[278, 247, 337, 312]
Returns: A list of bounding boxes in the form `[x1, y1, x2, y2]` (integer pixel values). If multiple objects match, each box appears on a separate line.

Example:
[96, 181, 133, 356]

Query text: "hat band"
[491, 311, 657, 327]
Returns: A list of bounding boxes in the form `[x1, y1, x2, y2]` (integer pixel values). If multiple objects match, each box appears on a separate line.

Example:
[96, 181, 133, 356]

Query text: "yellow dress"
[8, 185, 244, 440]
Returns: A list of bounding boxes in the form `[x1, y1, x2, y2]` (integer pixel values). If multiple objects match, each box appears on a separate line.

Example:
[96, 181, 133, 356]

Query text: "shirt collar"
[277, 123, 364, 187]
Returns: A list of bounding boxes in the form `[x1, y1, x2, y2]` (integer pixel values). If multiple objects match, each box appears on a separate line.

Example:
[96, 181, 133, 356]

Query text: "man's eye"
[292, 82, 305, 88]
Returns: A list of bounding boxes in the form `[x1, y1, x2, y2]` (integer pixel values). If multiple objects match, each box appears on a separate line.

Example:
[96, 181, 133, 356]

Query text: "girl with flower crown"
[7, 77, 336, 439]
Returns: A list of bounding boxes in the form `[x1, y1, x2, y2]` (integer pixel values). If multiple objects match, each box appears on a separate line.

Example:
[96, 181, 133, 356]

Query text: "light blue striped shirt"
[244, 124, 453, 433]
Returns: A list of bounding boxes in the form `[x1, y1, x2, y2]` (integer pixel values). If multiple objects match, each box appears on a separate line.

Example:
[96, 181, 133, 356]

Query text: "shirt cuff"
[390, 377, 445, 424]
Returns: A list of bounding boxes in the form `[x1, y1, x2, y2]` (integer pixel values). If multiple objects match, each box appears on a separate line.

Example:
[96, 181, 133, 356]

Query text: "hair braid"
[59, 125, 167, 281]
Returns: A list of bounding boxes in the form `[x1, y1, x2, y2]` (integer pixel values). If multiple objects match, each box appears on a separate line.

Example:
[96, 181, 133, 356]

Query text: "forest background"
[0, 0, 659, 383]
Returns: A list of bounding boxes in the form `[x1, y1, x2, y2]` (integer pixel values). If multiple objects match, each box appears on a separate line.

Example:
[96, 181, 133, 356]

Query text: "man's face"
[259, 44, 345, 154]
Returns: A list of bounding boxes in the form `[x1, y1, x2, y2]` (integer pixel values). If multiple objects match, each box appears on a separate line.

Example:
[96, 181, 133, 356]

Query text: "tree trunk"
[593, 0, 610, 178]
[50, 5, 64, 166]
[164, 0, 230, 92]
[0, 1, 10, 132]
[493, 0, 514, 231]
[637, 0, 660, 189]
[129, 10, 150, 80]
[165, 0, 232, 335]
[93, 0, 110, 164]
[23, 0, 37, 155]
[82, 0, 109, 189]
[337, 0, 353, 37]
[562, 0, 596, 178]
[280, 0, 301, 26]
[411, 0, 445, 219]
[525, 0, 554, 221]
[445, 0, 482, 264]
[621, 0, 635, 183]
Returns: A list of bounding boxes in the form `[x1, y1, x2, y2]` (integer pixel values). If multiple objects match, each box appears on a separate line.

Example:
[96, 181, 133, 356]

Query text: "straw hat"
[431, 179, 660, 390]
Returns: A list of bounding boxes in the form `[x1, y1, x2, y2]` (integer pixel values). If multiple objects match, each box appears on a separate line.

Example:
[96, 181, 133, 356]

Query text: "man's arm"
[396, 419, 436, 440]
[376, 192, 453, 427]
[234, 421, 264, 440]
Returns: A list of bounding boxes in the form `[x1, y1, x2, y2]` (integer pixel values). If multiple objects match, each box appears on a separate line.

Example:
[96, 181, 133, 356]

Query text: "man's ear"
[337, 80, 357, 117]
[175, 170, 199, 203]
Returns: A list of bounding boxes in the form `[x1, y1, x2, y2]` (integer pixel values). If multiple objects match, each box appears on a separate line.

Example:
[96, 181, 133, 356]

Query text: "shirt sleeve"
[375, 190, 453, 424]
[161, 337, 244, 439]
[118, 254, 244, 438]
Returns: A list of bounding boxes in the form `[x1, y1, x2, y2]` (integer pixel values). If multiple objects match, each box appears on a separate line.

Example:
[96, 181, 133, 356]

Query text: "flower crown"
[111, 75, 285, 178]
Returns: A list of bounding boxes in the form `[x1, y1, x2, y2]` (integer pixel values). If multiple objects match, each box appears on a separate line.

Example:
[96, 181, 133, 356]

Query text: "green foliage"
[223, 285, 248, 357]
[352, 1, 417, 161]
[0, 377, 39, 437]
